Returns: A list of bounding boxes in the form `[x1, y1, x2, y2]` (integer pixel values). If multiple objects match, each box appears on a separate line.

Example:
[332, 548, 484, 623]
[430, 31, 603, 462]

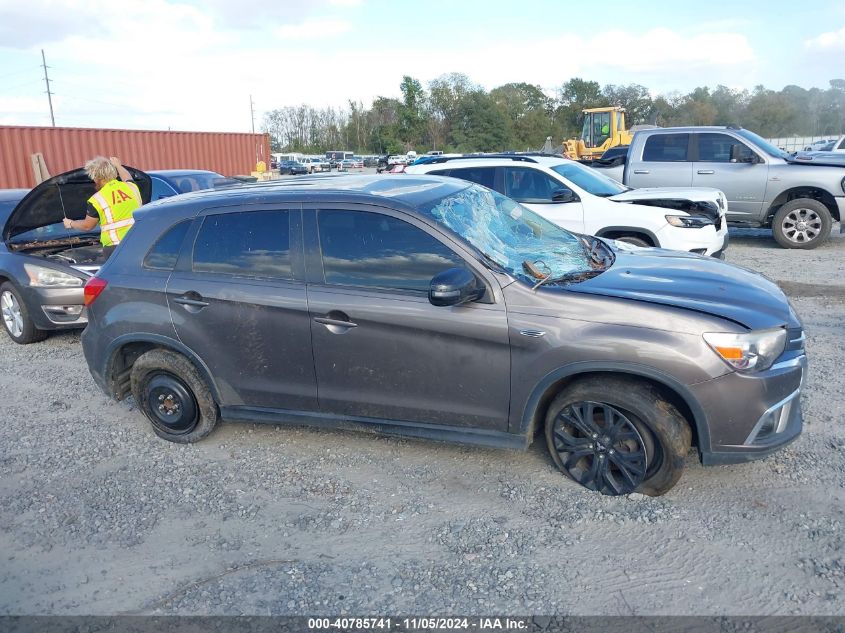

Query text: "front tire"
[614, 235, 651, 247]
[545, 377, 691, 496]
[130, 349, 219, 443]
[0, 282, 47, 344]
[771, 198, 832, 249]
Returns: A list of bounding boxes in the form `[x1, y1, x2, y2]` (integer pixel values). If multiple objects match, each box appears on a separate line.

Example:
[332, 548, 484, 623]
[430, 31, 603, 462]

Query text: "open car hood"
[3, 166, 151, 240]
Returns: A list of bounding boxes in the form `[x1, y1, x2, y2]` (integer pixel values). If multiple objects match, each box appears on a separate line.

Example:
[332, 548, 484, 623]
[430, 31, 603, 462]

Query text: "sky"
[1, 0, 844, 133]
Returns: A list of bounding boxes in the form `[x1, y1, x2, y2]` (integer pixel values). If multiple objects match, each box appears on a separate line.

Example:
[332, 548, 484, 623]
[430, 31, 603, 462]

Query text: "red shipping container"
[0, 125, 270, 189]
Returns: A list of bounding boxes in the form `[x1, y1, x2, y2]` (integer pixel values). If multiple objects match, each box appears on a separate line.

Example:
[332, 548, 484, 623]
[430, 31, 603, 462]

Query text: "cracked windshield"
[422, 184, 599, 282]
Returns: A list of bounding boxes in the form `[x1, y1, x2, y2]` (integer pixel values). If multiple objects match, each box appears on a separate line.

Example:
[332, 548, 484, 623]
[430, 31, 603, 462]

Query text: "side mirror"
[429, 268, 484, 307]
[551, 188, 576, 203]
[730, 145, 758, 164]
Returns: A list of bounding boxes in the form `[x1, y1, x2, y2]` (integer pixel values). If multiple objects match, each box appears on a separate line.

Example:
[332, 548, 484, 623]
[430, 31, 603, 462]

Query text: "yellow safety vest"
[88, 179, 142, 247]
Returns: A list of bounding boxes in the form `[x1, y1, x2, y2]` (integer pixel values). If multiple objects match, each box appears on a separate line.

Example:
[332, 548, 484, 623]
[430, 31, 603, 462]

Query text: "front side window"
[193, 210, 291, 278]
[503, 167, 563, 203]
[643, 134, 690, 162]
[697, 133, 755, 163]
[145, 220, 190, 270]
[317, 210, 465, 293]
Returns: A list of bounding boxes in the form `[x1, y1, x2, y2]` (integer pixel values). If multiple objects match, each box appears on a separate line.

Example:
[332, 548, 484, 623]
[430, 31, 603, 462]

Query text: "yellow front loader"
[563, 106, 633, 161]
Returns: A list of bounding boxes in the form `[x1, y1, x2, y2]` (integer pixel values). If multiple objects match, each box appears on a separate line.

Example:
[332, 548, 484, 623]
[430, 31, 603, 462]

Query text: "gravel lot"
[1, 225, 843, 616]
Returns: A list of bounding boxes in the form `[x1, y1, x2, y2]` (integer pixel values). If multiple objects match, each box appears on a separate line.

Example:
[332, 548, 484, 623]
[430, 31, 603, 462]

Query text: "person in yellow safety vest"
[63, 156, 142, 257]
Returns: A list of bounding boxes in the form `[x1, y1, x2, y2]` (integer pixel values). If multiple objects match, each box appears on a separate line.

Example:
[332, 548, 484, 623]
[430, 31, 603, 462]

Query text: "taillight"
[83, 277, 108, 306]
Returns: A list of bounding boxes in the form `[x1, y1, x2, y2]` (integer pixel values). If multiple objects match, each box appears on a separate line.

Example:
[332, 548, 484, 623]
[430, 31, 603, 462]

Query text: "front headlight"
[665, 215, 714, 228]
[23, 263, 84, 288]
[703, 328, 787, 373]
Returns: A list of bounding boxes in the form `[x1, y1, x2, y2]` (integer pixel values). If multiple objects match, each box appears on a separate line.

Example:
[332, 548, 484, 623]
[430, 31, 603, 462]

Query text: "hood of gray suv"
[566, 246, 797, 330]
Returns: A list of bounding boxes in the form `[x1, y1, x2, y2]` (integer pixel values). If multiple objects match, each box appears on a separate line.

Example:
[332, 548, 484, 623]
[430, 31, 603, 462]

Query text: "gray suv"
[80, 175, 807, 496]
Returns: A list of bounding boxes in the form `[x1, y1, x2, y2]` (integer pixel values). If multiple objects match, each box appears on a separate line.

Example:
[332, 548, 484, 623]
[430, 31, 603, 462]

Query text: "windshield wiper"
[522, 259, 604, 289]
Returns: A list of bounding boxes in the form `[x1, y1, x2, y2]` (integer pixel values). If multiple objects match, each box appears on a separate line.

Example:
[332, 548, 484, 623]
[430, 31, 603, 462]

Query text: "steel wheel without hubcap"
[551, 400, 652, 495]
[144, 373, 199, 436]
[780, 208, 822, 245]
[1, 290, 23, 338]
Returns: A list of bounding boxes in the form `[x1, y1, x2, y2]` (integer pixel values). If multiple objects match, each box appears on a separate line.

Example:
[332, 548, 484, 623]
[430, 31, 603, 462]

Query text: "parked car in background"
[300, 157, 331, 174]
[80, 175, 805, 496]
[279, 160, 308, 175]
[592, 126, 845, 249]
[0, 168, 151, 343]
[149, 170, 241, 200]
[350, 157, 365, 169]
[803, 138, 839, 151]
[407, 154, 729, 257]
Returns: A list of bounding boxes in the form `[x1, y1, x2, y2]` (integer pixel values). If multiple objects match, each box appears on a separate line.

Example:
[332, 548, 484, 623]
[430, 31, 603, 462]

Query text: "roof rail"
[420, 154, 540, 165]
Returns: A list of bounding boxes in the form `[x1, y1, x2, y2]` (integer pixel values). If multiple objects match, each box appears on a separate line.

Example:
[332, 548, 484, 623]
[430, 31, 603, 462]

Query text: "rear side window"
[144, 220, 190, 270]
[193, 210, 291, 278]
[839, 138, 845, 150]
[317, 210, 465, 293]
[444, 167, 496, 190]
[643, 134, 689, 162]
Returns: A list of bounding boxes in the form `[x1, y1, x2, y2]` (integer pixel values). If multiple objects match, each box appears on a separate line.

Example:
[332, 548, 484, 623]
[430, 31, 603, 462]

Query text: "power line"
[41, 49, 55, 127]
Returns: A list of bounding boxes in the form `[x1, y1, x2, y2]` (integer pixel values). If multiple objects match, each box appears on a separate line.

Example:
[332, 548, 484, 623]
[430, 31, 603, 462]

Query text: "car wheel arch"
[767, 187, 839, 222]
[518, 363, 709, 459]
[594, 226, 659, 247]
[104, 333, 222, 404]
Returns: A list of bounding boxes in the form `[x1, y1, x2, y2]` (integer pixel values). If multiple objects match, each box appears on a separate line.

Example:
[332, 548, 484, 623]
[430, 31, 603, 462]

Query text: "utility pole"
[41, 49, 55, 127]
[250, 95, 255, 134]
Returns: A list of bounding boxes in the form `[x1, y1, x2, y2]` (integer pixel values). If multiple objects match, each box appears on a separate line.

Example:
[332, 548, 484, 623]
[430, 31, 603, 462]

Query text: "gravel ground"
[0, 226, 843, 616]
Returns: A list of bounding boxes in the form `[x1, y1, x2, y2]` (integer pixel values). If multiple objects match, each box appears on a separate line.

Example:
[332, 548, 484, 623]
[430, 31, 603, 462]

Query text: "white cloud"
[329, 0, 362, 6]
[805, 26, 845, 50]
[276, 19, 351, 39]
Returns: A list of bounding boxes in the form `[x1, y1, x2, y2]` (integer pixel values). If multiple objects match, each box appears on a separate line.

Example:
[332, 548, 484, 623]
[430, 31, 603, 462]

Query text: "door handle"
[632, 169, 650, 174]
[173, 296, 209, 308]
[697, 169, 715, 175]
[314, 316, 358, 328]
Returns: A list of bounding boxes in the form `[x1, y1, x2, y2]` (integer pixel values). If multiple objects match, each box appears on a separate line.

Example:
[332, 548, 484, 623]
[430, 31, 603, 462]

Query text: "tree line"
[262, 74, 845, 155]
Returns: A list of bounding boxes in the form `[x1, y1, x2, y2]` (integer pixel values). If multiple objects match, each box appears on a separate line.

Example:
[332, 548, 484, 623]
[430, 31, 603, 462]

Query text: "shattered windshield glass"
[420, 184, 593, 283]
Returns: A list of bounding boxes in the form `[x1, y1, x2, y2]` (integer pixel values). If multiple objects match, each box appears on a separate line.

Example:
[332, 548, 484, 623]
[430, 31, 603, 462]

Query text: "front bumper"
[691, 353, 807, 465]
[656, 223, 729, 257]
[23, 285, 87, 330]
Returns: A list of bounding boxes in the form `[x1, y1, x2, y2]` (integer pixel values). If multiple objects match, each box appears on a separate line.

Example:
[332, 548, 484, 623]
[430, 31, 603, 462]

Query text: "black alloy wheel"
[550, 400, 654, 495]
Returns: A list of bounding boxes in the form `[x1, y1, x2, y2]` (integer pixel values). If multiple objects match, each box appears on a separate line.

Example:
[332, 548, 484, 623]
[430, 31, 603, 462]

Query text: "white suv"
[406, 155, 729, 257]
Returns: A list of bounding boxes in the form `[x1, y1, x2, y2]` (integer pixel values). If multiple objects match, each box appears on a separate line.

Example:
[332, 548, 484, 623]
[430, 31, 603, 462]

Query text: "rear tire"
[130, 349, 219, 443]
[0, 282, 47, 344]
[771, 198, 832, 249]
[545, 376, 691, 496]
